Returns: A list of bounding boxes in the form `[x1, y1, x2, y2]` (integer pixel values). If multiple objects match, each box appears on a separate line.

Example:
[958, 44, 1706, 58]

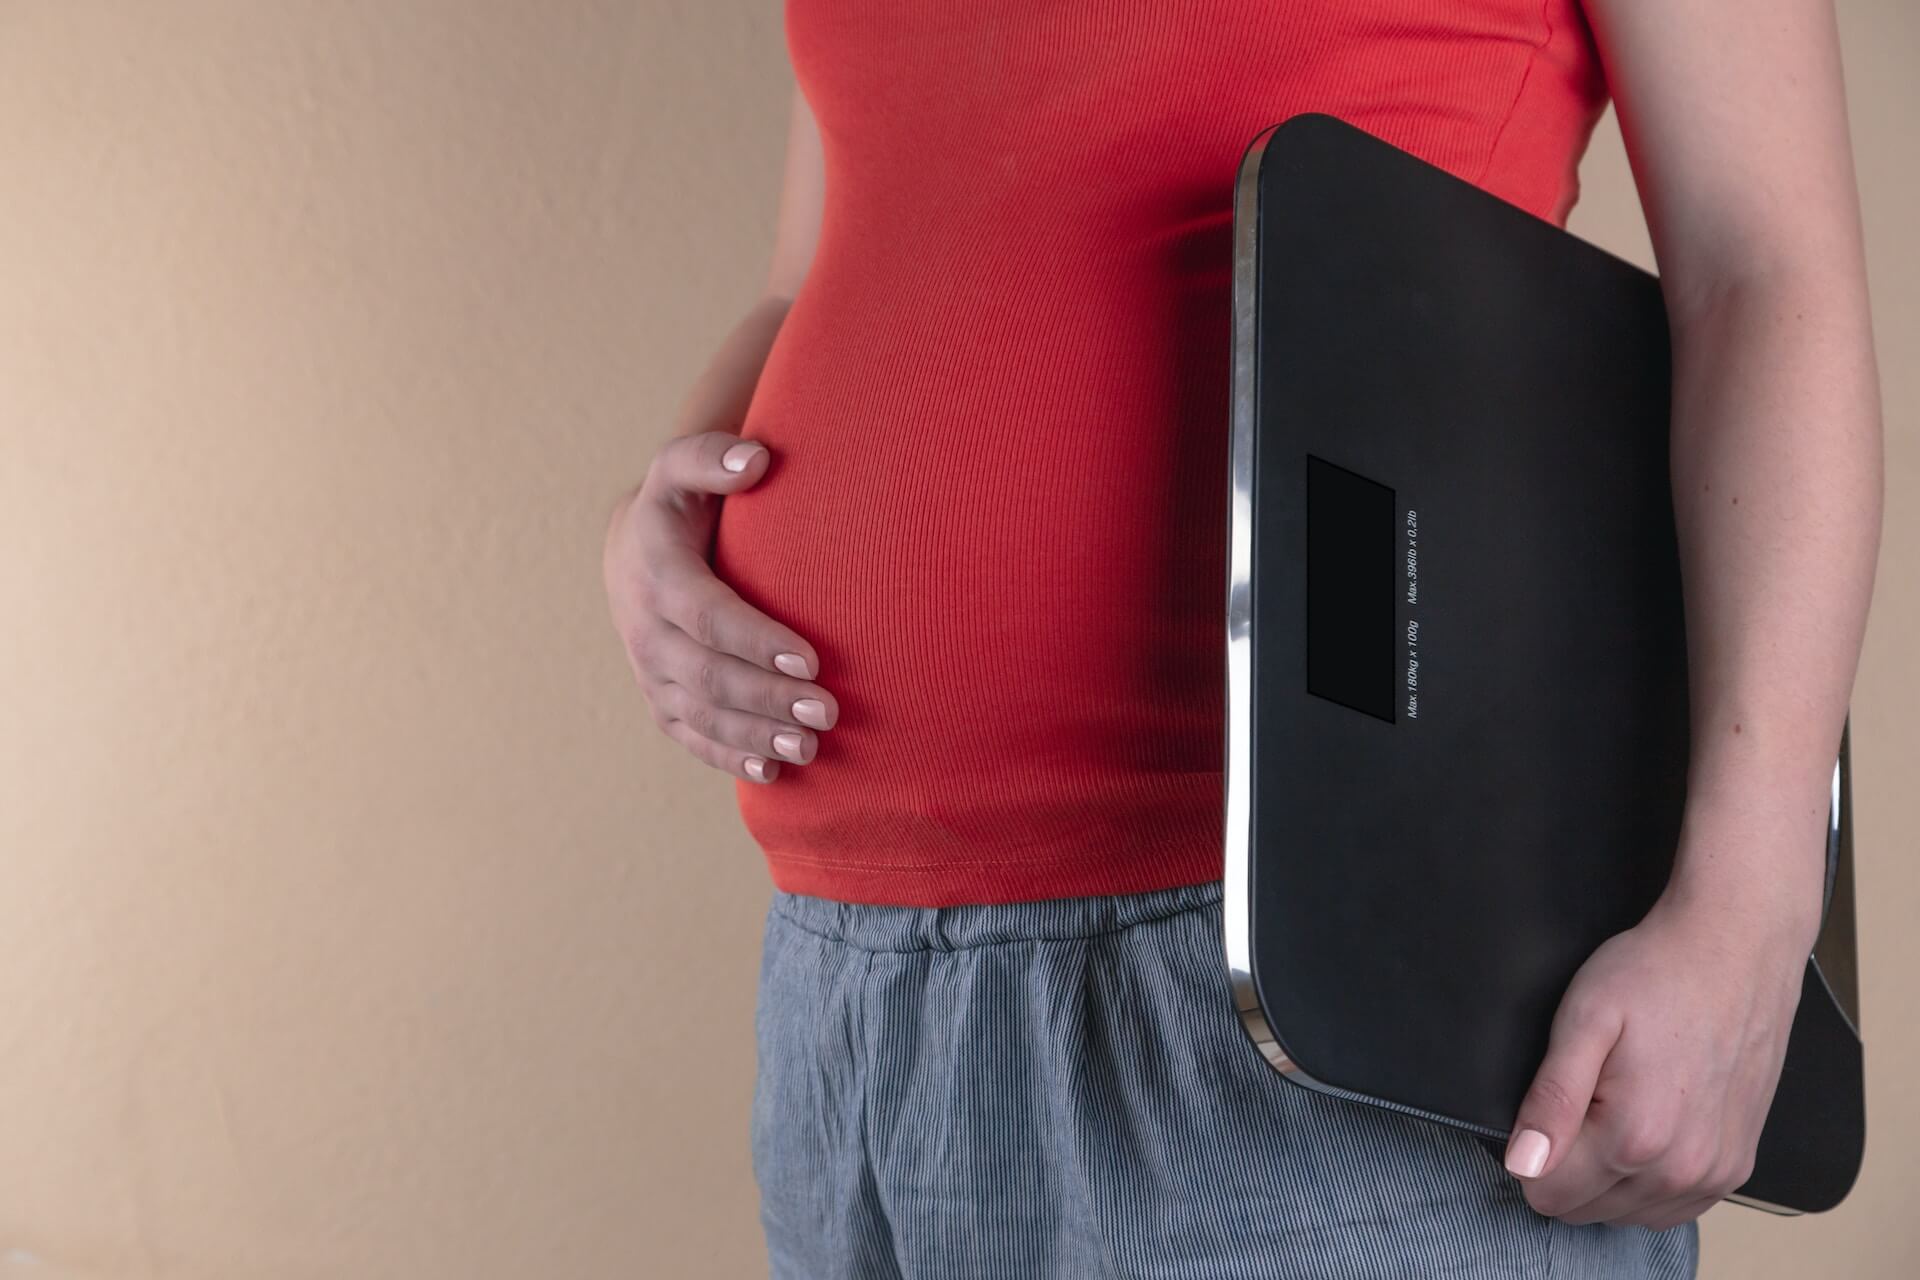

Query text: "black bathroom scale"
[1222, 111, 1864, 1215]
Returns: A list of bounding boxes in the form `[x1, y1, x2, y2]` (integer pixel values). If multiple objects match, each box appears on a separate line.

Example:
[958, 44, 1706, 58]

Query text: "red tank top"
[710, 0, 1610, 906]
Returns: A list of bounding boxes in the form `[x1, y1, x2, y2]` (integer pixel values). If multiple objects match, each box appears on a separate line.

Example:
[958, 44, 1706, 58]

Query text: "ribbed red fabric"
[709, 0, 1611, 907]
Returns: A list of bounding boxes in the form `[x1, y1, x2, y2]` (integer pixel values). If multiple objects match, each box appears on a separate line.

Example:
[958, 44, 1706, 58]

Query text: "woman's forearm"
[609, 291, 794, 532]
[1662, 267, 1883, 944]
[666, 291, 795, 443]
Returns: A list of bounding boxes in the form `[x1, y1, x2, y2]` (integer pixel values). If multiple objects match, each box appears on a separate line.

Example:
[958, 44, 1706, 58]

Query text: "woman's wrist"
[1657, 804, 1829, 966]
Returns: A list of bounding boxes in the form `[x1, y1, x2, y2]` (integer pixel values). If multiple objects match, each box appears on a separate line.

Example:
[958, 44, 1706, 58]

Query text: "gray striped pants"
[751, 877, 1699, 1279]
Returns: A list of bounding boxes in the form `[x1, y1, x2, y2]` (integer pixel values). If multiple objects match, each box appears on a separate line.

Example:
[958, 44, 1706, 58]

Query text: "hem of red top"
[763, 842, 1227, 909]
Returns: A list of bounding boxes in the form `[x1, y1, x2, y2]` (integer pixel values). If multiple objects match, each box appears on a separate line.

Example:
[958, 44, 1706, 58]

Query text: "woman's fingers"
[1549, 1116, 1713, 1225]
[643, 429, 771, 502]
[1635, 1193, 1724, 1232]
[1506, 982, 1624, 1186]
[606, 431, 833, 778]
[1557, 1140, 1738, 1227]
[1518, 1107, 1631, 1222]
[648, 681, 817, 764]
[1578, 1081, 1763, 1228]
[659, 716, 782, 784]
[1605, 1186, 1721, 1231]
[640, 618, 838, 732]
[642, 543, 819, 681]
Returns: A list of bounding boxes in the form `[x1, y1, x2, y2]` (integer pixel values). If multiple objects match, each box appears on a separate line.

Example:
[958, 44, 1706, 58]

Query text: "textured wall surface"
[0, 2, 1913, 1276]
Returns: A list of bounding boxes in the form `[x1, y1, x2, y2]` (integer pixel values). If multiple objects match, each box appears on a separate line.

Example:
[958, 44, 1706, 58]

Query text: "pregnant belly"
[707, 261, 1231, 854]
[712, 384, 1225, 784]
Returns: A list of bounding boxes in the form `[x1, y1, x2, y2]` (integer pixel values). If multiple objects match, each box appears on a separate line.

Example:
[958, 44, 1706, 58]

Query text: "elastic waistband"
[767, 877, 1223, 952]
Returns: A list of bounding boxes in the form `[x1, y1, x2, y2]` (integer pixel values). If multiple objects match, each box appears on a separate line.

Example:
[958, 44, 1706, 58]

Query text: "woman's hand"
[1501, 865, 1821, 1229]
[604, 429, 837, 783]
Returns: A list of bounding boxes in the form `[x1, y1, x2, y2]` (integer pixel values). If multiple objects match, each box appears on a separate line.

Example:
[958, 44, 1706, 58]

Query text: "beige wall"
[0, 3, 1911, 1276]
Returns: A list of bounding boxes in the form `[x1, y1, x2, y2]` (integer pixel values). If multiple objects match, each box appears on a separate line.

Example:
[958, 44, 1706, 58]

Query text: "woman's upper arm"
[765, 81, 825, 304]
[1579, 0, 1870, 316]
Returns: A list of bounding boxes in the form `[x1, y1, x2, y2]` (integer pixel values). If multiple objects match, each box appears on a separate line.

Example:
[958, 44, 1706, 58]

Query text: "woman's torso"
[710, 0, 1609, 906]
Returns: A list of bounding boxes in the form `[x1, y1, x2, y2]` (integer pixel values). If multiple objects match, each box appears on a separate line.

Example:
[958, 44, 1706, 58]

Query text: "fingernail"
[792, 698, 829, 729]
[1506, 1129, 1551, 1179]
[722, 441, 764, 472]
[774, 652, 812, 678]
[772, 731, 805, 761]
[744, 756, 771, 781]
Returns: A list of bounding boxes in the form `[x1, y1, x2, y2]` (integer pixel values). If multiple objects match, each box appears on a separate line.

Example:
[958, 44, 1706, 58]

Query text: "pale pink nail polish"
[744, 756, 770, 781]
[773, 732, 805, 761]
[1506, 1129, 1551, 1179]
[774, 652, 812, 678]
[722, 441, 764, 472]
[792, 698, 829, 728]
